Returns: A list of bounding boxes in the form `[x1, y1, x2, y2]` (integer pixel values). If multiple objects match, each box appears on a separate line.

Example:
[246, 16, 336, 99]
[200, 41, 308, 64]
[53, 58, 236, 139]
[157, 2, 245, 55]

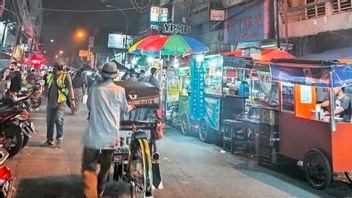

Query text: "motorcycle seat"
[0, 107, 17, 116]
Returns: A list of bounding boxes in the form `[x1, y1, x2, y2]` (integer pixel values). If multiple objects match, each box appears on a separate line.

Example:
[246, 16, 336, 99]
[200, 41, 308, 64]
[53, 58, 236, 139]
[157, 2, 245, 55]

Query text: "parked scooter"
[0, 148, 13, 198]
[29, 80, 45, 109]
[0, 95, 35, 157]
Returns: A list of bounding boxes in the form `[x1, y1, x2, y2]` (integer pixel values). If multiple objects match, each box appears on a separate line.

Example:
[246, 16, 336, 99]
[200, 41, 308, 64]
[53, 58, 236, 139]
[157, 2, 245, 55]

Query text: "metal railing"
[332, 0, 352, 13]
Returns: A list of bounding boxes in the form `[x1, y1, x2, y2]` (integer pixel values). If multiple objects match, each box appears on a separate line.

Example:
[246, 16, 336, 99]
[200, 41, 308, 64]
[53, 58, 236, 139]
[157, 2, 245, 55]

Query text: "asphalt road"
[6, 106, 352, 198]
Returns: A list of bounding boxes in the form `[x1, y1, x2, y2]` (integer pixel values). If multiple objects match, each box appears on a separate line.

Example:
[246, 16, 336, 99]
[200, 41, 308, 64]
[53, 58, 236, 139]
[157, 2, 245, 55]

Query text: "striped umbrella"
[128, 34, 209, 56]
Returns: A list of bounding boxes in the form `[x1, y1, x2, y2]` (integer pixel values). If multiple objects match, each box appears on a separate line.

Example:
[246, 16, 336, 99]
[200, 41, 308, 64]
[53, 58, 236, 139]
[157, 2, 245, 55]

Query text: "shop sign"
[150, 7, 168, 23]
[226, 68, 237, 78]
[107, 34, 133, 49]
[223, 0, 250, 8]
[88, 36, 95, 49]
[79, 50, 89, 57]
[160, 23, 191, 34]
[210, 10, 225, 21]
[190, 57, 205, 120]
[224, 0, 269, 44]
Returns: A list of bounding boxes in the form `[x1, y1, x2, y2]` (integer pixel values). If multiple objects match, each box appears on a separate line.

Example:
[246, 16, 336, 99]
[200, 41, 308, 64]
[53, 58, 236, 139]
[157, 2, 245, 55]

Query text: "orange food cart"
[271, 58, 352, 189]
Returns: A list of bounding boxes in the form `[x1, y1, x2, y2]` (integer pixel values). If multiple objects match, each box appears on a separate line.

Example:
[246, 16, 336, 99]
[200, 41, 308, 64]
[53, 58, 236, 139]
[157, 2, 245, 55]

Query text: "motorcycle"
[0, 95, 35, 157]
[29, 80, 45, 109]
[0, 148, 13, 198]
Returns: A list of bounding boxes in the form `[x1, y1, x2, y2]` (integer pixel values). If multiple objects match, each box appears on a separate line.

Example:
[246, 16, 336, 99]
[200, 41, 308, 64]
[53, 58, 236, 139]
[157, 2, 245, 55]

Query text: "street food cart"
[190, 54, 253, 142]
[267, 59, 352, 189]
[175, 66, 192, 134]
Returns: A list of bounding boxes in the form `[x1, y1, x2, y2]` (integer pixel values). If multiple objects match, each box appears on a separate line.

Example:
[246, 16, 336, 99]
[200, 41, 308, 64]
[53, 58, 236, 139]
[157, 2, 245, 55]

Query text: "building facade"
[0, 0, 43, 64]
[279, 0, 352, 57]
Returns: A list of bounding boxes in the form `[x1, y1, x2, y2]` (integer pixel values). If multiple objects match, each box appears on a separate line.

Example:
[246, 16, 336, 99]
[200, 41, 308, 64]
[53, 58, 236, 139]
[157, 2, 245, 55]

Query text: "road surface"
[6, 107, 352, 198]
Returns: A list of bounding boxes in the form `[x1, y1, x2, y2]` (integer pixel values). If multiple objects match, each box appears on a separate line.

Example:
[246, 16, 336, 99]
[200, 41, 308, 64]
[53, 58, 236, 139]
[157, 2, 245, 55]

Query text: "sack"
[82, 94, 88, 104]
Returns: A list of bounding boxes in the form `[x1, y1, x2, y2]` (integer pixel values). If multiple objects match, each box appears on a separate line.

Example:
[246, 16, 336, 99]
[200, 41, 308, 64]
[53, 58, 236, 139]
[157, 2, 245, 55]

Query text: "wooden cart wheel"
[199, 118, 209, 142]
[180, 113, 191, 135]
[304, 148, 332, 189]
[344, 172, 352, 187]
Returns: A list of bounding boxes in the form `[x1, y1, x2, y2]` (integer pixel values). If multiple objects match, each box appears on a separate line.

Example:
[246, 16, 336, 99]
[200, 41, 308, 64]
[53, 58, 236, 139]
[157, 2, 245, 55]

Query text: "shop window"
[282, 83, 294, 112]
[306, 0, 326, 19]
[332, 0, 352, 13]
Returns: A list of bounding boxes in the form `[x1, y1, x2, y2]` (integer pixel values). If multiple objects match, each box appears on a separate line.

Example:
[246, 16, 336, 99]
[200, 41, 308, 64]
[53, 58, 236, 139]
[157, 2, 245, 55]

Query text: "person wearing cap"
[81, 61, 135, 198]
[43, 63, 75, 148]
[7, 61, 22, 96]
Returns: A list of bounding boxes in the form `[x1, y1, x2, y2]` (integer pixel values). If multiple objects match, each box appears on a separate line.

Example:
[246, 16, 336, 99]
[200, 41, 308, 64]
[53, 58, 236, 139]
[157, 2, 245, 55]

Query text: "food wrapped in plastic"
[115, 81, 160, 109]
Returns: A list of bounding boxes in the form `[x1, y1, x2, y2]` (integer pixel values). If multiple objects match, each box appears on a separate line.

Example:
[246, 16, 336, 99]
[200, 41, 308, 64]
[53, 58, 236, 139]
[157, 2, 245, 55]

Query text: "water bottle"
[239, 81, 249, 98]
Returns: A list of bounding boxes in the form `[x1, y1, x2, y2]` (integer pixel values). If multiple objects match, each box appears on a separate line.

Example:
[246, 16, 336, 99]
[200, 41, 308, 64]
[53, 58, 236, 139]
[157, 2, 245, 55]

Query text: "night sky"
[42, 0, 140, 64]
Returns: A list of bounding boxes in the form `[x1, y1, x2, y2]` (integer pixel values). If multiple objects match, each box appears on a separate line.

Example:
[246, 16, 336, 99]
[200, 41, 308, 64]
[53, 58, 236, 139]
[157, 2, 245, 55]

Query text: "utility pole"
[276, 0, 280, 49]
[284, 0, 289, 51]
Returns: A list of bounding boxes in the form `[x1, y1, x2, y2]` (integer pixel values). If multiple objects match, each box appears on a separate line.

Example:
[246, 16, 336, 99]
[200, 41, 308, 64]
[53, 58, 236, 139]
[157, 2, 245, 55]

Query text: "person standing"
[138, 70, 147, 82]
[0, 68, 10, 99]
[7, 62, 22, 96]
[43, 63, 75, 148]
[127, 69, 138, 82]
[148, 67, 160, 88]
[81, 62, 134, 197]
[71, 70, 85, 115]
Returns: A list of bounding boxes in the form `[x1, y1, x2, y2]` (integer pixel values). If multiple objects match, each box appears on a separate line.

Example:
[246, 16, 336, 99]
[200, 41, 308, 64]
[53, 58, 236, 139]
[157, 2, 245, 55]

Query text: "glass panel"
[282, 83, 294, 112]
[203, 56, 223, 96]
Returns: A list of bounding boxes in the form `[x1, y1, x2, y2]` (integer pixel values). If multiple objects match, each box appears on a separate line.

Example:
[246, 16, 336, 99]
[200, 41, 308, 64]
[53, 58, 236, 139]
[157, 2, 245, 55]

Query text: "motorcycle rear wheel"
[2, 123, 23, 158]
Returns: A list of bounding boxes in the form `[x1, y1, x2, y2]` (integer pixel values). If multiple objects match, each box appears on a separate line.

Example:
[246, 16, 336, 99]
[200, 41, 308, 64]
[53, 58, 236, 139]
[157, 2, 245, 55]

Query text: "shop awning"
[270, 59, 352, 88]
[259, 48, 295, 63]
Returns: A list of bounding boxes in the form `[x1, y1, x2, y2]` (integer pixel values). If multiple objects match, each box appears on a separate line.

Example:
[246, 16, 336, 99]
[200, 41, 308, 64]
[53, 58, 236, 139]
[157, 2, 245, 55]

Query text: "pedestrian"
[138, 70, 147, 82]
[127, 69, 138, 82]
[148, 67, 160, 88]
[26, 69, 36, 86]
[81, 61, 134, 198]
[144, 67, 160, 120]
[43, 63, 75, 148]
[71, 70, 85, 115]
[0, 68, 10, 99]
[7, 62, 22, 96]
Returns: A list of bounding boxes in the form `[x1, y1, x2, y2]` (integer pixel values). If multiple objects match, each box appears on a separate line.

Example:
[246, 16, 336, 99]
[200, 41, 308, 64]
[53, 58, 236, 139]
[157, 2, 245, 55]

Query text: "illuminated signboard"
[108, 34, 134, 49]
[150, 7, 168, 28]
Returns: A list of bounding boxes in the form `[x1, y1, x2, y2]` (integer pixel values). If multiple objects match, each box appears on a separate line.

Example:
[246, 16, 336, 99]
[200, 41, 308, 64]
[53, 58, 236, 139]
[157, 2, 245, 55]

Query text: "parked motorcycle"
[29, 80, 45, 109]
[0, 95, 35, 157]
[0, 148, 13, 198]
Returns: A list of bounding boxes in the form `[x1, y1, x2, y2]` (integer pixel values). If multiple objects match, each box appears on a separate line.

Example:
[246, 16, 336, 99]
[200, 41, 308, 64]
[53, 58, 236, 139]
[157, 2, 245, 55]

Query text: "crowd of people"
[0, 61, 159, 197]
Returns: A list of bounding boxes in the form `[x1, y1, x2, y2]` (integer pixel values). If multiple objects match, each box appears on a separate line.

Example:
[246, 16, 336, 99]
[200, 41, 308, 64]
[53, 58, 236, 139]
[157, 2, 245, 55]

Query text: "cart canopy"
[270, 59, 352, 88]
[114, 81, 160, 108]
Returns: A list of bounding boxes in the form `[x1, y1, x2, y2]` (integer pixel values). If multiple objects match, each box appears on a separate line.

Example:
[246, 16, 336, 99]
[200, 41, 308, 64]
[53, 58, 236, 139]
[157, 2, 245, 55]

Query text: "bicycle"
[113, 120, 161, 198]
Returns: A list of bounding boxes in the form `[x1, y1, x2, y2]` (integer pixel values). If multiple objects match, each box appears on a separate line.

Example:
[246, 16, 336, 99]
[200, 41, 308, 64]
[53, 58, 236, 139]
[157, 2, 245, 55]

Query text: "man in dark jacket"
[72, 70, 85, 115]
[7, 62, 21, 95]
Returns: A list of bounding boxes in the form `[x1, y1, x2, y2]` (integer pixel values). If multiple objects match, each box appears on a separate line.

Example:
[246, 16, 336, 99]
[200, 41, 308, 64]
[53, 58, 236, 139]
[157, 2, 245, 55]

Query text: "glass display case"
[203, 55, 223, 96]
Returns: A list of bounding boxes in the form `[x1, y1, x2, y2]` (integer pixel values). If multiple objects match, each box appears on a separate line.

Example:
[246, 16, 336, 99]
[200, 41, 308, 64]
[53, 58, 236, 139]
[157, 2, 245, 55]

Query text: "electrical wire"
[42, 0, 188, 13]
[43, 7, 136, 12]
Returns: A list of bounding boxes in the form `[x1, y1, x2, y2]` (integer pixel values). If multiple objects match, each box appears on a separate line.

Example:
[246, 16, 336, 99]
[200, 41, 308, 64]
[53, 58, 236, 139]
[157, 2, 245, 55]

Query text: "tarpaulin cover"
[115, 81, 160, 108]
[270, 63, 352, 87]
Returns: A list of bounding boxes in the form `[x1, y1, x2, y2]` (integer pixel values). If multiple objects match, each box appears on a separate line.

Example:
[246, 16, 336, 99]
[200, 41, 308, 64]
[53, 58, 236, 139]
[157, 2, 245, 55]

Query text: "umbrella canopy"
[260, 48, 295, 62]
[128, 34, 209, 56]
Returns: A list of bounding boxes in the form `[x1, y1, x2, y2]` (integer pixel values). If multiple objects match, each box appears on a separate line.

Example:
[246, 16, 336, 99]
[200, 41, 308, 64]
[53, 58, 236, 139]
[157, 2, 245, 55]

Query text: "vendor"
[319, 87, 351, 122]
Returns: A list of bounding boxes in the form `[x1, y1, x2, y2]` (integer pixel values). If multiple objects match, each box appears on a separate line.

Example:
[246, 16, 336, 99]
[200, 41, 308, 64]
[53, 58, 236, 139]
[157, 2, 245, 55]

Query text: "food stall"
[267, 58, 352, 189]
[176, 65, 192, 134]
[190, 54, 254, 142]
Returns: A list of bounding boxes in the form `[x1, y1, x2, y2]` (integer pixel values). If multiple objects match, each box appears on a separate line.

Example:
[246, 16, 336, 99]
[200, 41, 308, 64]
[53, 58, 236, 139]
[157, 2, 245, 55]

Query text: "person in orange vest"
[43, 63, 75, 148]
